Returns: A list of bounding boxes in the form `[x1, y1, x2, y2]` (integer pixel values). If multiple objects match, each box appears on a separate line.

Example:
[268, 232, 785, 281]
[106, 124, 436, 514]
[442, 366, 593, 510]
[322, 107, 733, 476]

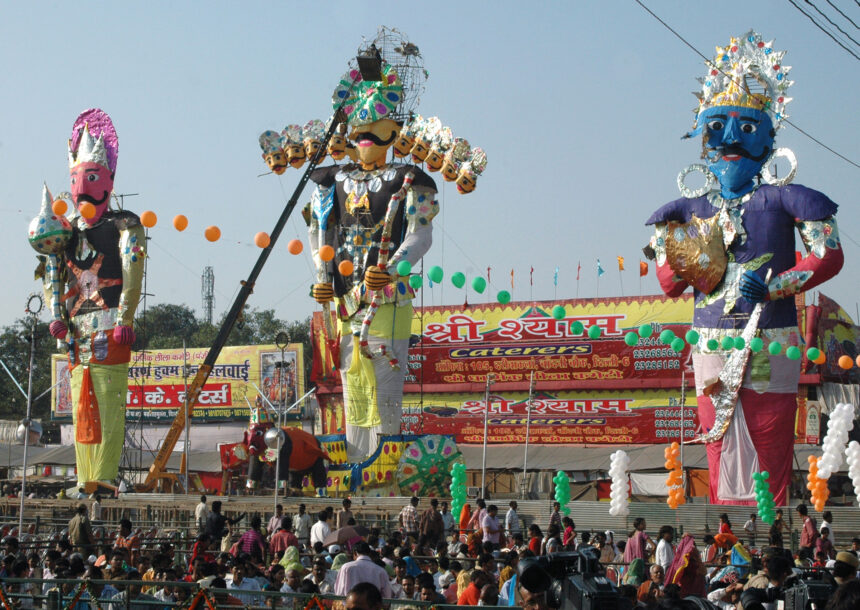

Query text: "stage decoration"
[846, 441, 860, 507]
[553, 470, 571, 515]
[752, 471, 775, 525]
[807, 455, 829, 512]
[645, 30, 843, 506]
[31, 108, 145, 488]
[608, 450, 630, 516]
[259, 130, 287, 175]
[665, 442, 685, 509]
[816, 402, 854, 479]
[449, 462, 467, 525]
[396, 435, 462, 496]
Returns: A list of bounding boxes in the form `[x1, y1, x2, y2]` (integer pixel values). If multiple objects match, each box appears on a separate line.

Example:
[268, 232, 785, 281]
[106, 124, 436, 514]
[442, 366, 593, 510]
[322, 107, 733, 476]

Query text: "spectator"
[345, 582, 383, 610]
[505, 501, 520, 541]
[441, 501, 455, 537]
[482, 504, 501, 550]
[817, 527, 835, 560]
[269, 517, 299, 558]
[527, 524, 542, 556]
[548, 502, 562, 532]
[820, 510, 833, 536]
[292, 504, 312, 548]
[267, 504, 283, 536]
[303, 557, 335, 594]
[480, 583, 500, 606]
[399, 497, 419, 540]
[827, 580, 860, 610]
[227, 561, 262, 605]
[655, 526, 675, 572]
[195, 495, 210, 533]
[281, 567, 303, 594]
[743, 513, 757, 548]
[90, 494, 103, 522]
[797, 503, 818, 556]
[469, 499, 488, 533]
[458, 569, 490, 605]
[740, 556, 792, 609]
[237, 515, 267, 562]
[337, 498, 354, 529]
[204, 501, 245, 543]
[68, 503, 95, 556]
[400, 574, 417, 600]
[114, 519, 141, 567]
[561, 517, 576, 549]
[334, 541, 391, 598]
[419, 498, 445, 547]
[310, 511, 331, 549]
[636, 564, 665, 605]
[623, 518, 655, 563]
[833, 552, 860, 585]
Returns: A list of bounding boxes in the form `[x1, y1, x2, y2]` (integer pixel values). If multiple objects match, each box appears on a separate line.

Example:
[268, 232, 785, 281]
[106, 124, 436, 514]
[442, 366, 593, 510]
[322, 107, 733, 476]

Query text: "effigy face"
[456, 171, 476, 194]
[699, 105, 774, 196]
[286, 144, 307, 168]
[410, 137, 431, 163]
[328, 134, 347, 159]
[305, 139, 324, 161]
[70, 161, 114, 225]
[424, 150, 444, 171]
[264, 150, 288, 174]
[393, 131, 415, 158]
[351, 118, 399, 169]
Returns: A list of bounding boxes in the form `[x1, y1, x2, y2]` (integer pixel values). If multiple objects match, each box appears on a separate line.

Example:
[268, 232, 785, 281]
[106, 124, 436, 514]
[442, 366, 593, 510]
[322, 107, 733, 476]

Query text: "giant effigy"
[646, 32, 843, 504]
[29, 109, 145, 488]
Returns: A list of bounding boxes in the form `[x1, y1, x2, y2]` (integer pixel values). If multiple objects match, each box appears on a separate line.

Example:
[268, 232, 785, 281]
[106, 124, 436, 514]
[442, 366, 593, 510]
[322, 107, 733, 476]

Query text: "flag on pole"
[639, 261, 648, 277]
[530, 266, 534, 286]
[617, 256, 625, 271]
[487, 266, 491, 284]
[553, 266, 559, 286]
[576, 261, 581, 281]
[597, 259, 605, 277]
[510, 269, 514, 291]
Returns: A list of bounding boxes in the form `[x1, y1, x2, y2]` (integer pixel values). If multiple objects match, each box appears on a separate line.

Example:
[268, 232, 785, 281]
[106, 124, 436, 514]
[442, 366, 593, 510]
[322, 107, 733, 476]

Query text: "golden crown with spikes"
[68, 123, 109, 169]
[695, 30, 793, 128]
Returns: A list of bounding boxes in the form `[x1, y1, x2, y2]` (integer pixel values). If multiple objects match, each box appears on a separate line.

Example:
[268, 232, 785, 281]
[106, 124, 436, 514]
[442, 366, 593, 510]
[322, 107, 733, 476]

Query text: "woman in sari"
[665, 534, 706, 598]
[623, 519, 654, 563]
[622, 558, 645, 587]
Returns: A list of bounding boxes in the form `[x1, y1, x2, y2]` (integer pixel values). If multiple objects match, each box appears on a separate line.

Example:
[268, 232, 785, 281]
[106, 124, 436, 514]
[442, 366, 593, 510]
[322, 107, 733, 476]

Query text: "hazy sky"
[2, 1, 858, 332]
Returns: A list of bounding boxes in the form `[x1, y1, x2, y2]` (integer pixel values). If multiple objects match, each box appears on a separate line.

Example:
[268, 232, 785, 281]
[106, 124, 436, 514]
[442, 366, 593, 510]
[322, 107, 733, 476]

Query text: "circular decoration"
[25, 294, 44, 315]
[639, 323, 653, 338]
[140, 210, 157, 228]
[408, 275, 422, 289]
[287, 239, 304, 255]
[204, 226, 221, 242]
[624, 332, 638, 346]
[838, 355, 854, 370]
[254, 232, 271, 248]
[677, 164, 718, 199]
[472, 277, 487, 294]
[396, 260, 412, 276]
[79, 202, 96, 219]
[660, 330, 675, 344]
[670, 337, 685, 352]
[428, 266, 444, 283]
[588, 325, 601, 339]
[768, 341, 782, 355]
[552, 305, 566, 320]
[806, 347, 821, 361]
[451, 272, 466, 288]
[760, 148, 797, 187]
[497, 290, 511, 304]
[339, 260, 355, 276]
[786, 346, 802, 361]
[685, 330, 700, 344]
[734, 336, 746, 350]
[707, 338, 719, 350]
[319, 245, 335, 262]
[570, 321, 584, 335]
[750, 337, 764, 353]
[813, 352, 826, 365]
[721, 336, 735, 350]
[52, 200, 68, 215]
[396, 435, 463, 497]
[173, 214, 188, 231]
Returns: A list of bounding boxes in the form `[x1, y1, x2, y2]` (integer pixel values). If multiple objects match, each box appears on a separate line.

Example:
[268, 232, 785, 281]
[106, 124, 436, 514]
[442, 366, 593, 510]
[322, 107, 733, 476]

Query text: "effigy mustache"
[709, 144, 771, 163]
[75, 191, 110, 205]
[354, 131, 397, 146]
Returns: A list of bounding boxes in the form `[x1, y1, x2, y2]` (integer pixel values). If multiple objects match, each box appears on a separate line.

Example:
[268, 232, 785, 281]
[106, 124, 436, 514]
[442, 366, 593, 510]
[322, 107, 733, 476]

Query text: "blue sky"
[1, 1, 858, 329]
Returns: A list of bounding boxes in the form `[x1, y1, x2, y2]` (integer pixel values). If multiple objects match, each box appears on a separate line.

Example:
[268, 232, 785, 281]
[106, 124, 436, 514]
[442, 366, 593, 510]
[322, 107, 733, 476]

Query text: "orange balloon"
[856, 355, 860, 368]
[319, 245, 335, 262]
[838, 355, 853, 370]
[287, 239, 303, 255]
[807, 455, 817, 465]
[814, 352, 826, 365]
[79, 202, 96, 219]
[173, 214, 188, 231]
[338, 260, 355, 276]
[254, 232, 271, 248]
[204, 226, 221, 242]
[140, 210, 157, 228]
[52, 199, 67, 215]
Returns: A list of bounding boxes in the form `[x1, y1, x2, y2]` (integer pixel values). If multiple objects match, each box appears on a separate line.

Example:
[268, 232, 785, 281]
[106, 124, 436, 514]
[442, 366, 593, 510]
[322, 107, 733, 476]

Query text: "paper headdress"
[68, 108, 119, 172]
[332, 62, 404, 127]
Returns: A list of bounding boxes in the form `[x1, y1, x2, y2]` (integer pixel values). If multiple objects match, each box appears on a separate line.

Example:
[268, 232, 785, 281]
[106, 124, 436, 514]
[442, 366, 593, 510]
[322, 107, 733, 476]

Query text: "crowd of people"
[0, 495, 857, 609]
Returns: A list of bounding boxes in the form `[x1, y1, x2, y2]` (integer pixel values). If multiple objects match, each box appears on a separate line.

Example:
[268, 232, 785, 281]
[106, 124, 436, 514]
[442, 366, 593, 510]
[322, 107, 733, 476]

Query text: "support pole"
[522, 371, 536, 499]
[480, 374, 495, 497]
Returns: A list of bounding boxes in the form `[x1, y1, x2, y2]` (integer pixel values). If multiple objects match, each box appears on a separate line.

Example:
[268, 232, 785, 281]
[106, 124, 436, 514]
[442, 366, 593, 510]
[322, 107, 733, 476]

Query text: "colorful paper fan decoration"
[332, 62, 403, 126]
[396, 435, 462, 496]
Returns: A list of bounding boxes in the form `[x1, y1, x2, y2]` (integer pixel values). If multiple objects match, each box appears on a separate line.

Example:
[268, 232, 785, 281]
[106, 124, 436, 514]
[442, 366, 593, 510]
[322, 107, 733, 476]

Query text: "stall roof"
[0, 444, 223, 473]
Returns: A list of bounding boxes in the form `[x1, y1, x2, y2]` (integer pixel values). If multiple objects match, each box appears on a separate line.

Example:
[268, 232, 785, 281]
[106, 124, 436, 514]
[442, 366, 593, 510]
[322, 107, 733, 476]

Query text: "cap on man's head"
[835, 551, 860, 569]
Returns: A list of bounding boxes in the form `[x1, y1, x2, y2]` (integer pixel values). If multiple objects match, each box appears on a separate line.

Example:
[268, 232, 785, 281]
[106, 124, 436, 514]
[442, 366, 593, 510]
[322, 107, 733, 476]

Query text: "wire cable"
[806, 0, 860, 45]
[787, 0, 860, 60]
[825, 0, 860, 29]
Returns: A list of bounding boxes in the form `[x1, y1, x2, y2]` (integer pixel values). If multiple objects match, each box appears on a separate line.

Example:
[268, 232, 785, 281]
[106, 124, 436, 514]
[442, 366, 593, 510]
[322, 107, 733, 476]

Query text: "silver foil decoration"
[694, 270, 772, 444]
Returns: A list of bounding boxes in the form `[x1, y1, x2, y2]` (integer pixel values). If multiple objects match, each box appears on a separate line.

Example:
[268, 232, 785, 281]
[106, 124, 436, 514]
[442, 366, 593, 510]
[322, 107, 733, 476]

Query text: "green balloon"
[734, 336, 746, 350]
[707, 339, 719, 351]
[624, 332, 638, 346]
[497, 290, 511, 304]
[570, 321, 584, 335]
[639, 323, 653, 338]
[721, 336, 735, 350]
[659, 330, 675, 344]
[786, 346, 801, 360]
[761, 471, 769, 479]
[472, 276, 487, 294]
[750, 337, 764, 353]
[670, 337, 685, 352]
[806, 347, 821, 361]
[588, 325, 601, 339]
[428, 266, 443, 283]
[408, 275, 422, 289]
[768, 341, 782, 355]
[552, 305, 566, 320]
[451, 272, 466, 288]
[685, 330, 700, 344]
[396, 260, 412, 276]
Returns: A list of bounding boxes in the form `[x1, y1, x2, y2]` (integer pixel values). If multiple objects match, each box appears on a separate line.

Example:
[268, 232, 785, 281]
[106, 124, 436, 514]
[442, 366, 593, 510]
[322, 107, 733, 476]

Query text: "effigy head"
[410, 116, 440, 164]
[328, 122, 348, 160]
[68, 109, 118, 225]
[282, 125, 307, 169]
[259, 130, 288, 175]
[685, 31, 792, 197]
[350, 118, 400, 169]
[456, 147, 487, 194]
[425, 126, 453, 172]
[393, 116, 421, 158]
[303, 119, 327, 163]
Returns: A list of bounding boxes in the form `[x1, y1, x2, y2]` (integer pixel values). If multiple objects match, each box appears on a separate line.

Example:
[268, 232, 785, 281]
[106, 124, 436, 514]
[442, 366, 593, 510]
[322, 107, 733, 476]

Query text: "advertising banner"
[52, 344, 303, 422]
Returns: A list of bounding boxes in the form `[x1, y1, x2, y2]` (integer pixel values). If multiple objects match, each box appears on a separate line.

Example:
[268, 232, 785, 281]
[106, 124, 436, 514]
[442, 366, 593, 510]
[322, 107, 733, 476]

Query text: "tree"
[133, 303, 199, 350]
[0, 318, 55, 421]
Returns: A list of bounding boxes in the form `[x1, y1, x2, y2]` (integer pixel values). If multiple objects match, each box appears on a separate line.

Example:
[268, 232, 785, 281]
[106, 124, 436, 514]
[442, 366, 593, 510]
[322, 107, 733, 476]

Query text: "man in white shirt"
[303, 557, 336, 594]
[743, 513, 757, 548]
[655, 525, 675, 572]
[505, 501, 520, 543]
[293, 503, 312, 549]
[227, 562, 262, 606]
[194, 495, 209, 534]
[334, 542, 392, 598]
[310, 510, 331, 550]
[440, 502, 455, 537]
[90, 495, 103, 522]
[268, 504, 283, 537]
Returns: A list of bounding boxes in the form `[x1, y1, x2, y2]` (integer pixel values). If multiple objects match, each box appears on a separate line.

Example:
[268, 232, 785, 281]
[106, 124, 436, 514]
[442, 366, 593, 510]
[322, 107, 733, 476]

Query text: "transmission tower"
[202, 266, 215, 324]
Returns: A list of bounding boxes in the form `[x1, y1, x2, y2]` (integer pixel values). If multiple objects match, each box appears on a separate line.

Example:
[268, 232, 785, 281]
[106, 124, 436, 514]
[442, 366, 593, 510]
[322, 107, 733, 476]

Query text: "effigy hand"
[113, 325, 136, 345]
[364, 266, 394, 291]
[311, 283, 334, 304]
[49, 320, 68, 340]
[739, 271, 768, 303]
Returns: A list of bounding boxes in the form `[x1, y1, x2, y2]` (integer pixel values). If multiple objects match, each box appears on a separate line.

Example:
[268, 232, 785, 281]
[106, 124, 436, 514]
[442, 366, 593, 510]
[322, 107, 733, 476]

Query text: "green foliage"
[0, 318, 54, 421]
